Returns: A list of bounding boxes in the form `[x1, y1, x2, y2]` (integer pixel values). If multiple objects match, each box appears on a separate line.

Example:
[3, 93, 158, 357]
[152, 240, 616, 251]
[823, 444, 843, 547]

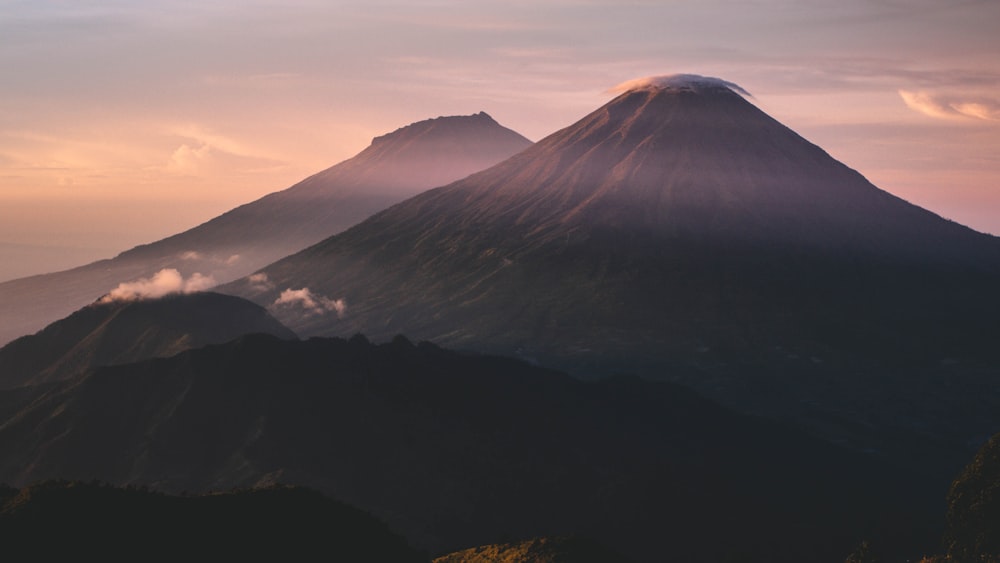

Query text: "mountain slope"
[0, 113, 531, 346]
[0, 481, 426, 562]
[222, 75, 1000, 472]
[231, 77, 1000, 332]
[0, 292, 296, 389]
[0, 333, 937, 563]
[945, 431, 1000, 561]
[434, 536, 633, 563]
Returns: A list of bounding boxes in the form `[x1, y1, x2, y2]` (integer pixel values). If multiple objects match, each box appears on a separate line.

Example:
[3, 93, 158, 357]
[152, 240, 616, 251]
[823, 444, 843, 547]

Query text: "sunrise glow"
[1, 1, 999, 281]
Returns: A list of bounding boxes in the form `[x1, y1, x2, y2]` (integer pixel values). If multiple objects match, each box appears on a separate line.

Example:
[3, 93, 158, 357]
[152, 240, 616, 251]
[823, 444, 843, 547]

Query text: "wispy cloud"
[168, 124, 256, 157]
[166, 143, 213, 174]
[900, 90, 1000, 121]
[164, 123, 286, 174]
[899, 90, 961, 119]
[178, 250, 241, 265]
[273, 287, 346, 317]
[248, 272, 274, 291]
[950, 100, 1000, 121]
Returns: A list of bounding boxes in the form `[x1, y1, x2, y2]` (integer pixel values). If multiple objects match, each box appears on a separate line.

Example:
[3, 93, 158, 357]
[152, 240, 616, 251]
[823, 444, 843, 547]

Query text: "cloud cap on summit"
[608, 74, 753, 97]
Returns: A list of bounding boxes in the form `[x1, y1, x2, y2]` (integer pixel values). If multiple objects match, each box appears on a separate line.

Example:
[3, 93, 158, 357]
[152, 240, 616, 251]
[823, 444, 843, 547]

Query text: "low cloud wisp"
[274, 287, 346, 317]
[179, 250, 240, 265]
[99, 268, 216, 303]
[248, 272, 274, 291]
[900, 90, 1000, 121]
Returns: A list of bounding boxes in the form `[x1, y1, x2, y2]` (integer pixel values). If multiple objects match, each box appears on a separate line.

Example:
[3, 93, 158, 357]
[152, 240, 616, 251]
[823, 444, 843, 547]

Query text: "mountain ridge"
[221, 77, 1000, 475]
[228, 81, 1000, 346]
[0, 332, 937, 562]
[0, 112, 531, 347]
[0, 292, 296, 389]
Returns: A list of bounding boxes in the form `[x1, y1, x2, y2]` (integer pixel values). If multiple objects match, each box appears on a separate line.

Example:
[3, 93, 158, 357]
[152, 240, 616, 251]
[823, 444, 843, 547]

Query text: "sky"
[1, 0, 999, 281]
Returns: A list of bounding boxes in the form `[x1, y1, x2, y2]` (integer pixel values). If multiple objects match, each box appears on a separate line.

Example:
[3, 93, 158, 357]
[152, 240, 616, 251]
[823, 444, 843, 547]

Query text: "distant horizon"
[2, 1, 999, 282]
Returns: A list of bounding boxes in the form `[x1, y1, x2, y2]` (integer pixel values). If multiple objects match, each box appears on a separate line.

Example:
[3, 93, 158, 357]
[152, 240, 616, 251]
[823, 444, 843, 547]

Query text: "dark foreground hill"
[0, 112, 530, 346]
[0, 333, 937, 562]
[0, 481, 426, 562]
[222, 75, 1000, 477]
[0, 292, 296, 389]
[434, 536, 633, 563]
[943, 431, 1000, 562]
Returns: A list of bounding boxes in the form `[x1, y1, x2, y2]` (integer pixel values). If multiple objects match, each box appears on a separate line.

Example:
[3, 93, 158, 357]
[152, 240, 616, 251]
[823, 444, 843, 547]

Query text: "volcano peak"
[369, 111, 505, 146]
[609, 73, 752, 97]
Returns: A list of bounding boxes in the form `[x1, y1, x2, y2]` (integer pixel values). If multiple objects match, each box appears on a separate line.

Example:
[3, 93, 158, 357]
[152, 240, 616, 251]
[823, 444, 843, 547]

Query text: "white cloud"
[899, 90, 1000, 121]
[273, 287, 346, 317]
[182, 272, 216, 292]
[248, 272, 274, 291]
[99, 268, 216, 302]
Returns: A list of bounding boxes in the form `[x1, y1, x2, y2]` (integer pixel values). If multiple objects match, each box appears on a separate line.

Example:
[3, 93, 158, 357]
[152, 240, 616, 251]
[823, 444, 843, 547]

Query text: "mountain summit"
[225, 75, 1000, 469]
[117, 111, 531, 270]
[0, 113, 531, 346]
[230, 73, 1000, 333]
[607, 73, 753, 96]
[354, 74, 991, 258]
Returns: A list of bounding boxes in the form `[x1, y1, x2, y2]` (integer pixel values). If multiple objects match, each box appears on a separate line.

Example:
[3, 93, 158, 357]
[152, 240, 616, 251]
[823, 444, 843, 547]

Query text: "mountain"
[222, 75, 1000, 473]
[0, 292, 295, 389]
[0, 112, 531, 347]
[0, 333, 937, 562]
[0, 481, 426, 562]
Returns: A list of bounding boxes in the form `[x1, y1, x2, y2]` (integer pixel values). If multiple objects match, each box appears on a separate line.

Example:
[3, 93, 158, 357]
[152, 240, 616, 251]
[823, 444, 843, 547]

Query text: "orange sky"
[2, 1, 999, 281]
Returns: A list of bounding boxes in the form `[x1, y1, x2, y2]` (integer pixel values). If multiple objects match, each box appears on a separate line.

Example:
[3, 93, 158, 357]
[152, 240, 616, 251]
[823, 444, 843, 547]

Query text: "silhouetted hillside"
[0, 480, 426, 561]
[0, 333, 938, 562]
[0, 292, 296, 389]
[944, 432, 1000, 562]
[435, 536, 633, 563]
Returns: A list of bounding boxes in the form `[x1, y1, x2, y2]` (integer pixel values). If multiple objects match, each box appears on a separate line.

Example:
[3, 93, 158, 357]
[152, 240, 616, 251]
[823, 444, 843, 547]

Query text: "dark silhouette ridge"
[0, 480, 427, 562]
[434, 535, 634, 563]
[944, 432, 1000, 562]
[0, 292, 296, 389]
[0, 333, 938, 562]
[0, 113, 531, 346]
[882, 432, 1000, 563]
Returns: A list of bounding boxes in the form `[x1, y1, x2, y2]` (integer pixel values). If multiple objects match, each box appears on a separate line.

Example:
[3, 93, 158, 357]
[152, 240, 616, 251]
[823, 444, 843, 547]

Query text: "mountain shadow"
[0, 480, 426, 562]
[0, 333, 939, 562]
